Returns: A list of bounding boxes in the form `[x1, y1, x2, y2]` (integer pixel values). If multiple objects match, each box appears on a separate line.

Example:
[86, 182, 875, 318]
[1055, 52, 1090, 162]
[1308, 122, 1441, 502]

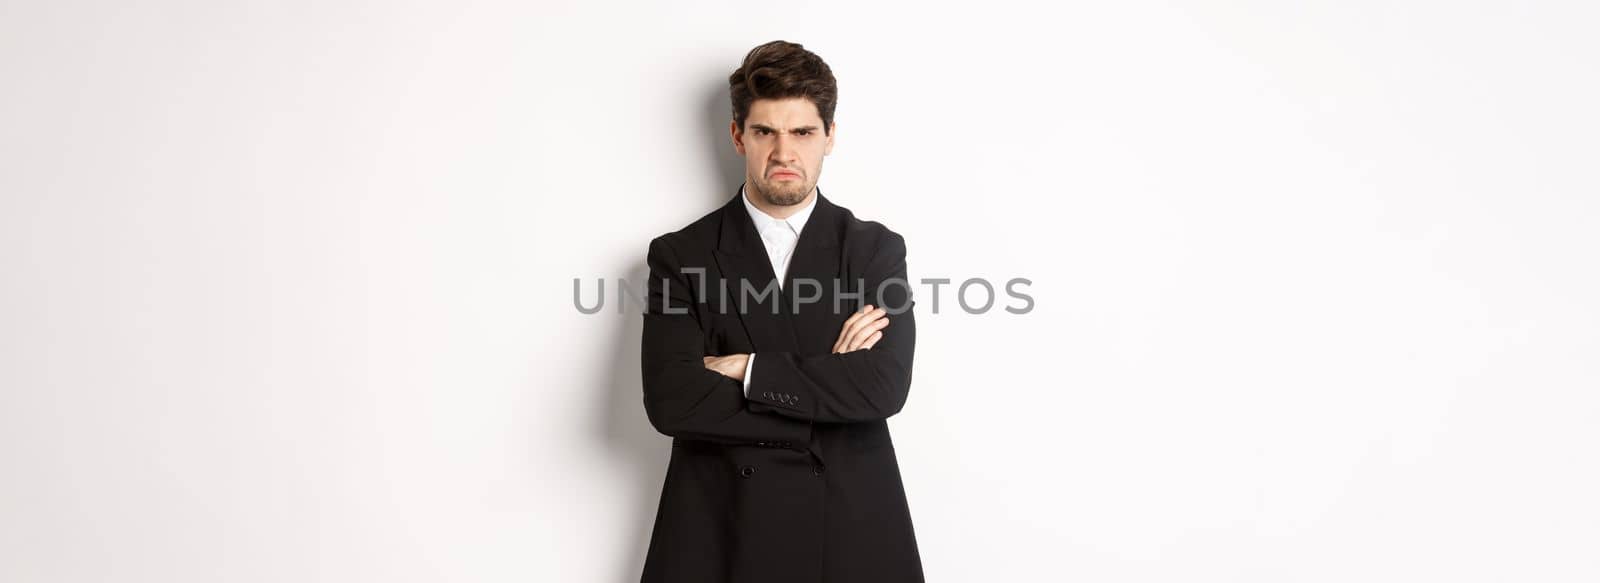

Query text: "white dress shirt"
[738, 185, 817, 397]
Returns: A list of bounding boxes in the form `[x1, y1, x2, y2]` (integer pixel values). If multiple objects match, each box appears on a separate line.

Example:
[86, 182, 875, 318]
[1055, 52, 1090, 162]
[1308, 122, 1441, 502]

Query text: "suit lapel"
[712, 189, 799, 354]
[782, 191, 844, 352]
[710, 187, 844, 356]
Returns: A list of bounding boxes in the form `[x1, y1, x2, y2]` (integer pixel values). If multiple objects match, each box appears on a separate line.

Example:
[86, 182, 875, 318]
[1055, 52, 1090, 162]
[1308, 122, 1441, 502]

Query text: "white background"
[3, 1, 1598, 581]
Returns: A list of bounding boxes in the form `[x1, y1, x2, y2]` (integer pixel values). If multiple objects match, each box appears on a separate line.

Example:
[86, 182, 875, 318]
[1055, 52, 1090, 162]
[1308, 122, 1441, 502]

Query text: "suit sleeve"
[744, 231, 916, 424]
[640, 236, 812, 447]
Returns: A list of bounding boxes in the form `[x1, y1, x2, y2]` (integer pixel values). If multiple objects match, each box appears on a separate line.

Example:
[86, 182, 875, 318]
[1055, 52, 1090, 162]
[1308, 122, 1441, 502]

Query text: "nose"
[769, 134, 798, 164]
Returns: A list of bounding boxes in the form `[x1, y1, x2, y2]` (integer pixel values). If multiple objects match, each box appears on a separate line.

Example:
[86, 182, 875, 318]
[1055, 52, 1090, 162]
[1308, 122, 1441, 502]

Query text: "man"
[639, 41, 924, 582]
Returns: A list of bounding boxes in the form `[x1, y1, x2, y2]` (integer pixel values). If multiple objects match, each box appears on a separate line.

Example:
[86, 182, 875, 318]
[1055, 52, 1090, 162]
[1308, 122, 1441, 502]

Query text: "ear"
[823, 122, 836, 155]
[730, 120, 746, 156]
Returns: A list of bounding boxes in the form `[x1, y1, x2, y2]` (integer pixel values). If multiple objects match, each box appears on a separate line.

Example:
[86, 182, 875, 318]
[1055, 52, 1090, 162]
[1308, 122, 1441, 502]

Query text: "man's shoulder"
[833, 200, 907, 257]
[646, 204, 724, 259]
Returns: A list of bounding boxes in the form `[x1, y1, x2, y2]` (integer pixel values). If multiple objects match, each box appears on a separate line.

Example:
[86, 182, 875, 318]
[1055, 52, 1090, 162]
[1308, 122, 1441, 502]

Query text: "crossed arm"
[639, 233, 916, 445]
[702, 303, 892, 382]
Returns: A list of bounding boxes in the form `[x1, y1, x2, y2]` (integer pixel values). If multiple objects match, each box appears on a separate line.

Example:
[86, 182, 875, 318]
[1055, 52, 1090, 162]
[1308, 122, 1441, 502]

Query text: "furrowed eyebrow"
[749, 124, 820, 134]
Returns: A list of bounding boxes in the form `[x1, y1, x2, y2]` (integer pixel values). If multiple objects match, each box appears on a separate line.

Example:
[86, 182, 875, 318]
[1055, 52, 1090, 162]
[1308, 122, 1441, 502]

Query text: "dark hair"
[728, 40, 837, 136]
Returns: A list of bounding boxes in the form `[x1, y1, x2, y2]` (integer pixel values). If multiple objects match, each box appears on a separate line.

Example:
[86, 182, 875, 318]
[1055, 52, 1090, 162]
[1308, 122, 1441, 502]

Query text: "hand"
[703, 353, 750, 381]
[833, 304, 889, 354]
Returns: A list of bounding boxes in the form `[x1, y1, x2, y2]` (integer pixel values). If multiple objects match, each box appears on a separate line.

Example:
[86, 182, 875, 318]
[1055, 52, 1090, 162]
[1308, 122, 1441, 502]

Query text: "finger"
[834, 305, 878, 352]
[841, 307, 886, 341]
[834, 308, 865, 351]
[858, 330, 884, 350]
[855, 317, 890, 349]
[839, 304, 874, 335]
[845, 315, 890, 351]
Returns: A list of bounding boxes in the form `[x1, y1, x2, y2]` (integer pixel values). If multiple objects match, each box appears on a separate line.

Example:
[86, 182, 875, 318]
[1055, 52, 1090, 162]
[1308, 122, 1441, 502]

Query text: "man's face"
[731, 97, 835, 207]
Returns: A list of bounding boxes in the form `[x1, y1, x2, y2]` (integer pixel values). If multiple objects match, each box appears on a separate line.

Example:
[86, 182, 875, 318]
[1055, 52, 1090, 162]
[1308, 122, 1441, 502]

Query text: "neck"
[744, 183, 815, 220]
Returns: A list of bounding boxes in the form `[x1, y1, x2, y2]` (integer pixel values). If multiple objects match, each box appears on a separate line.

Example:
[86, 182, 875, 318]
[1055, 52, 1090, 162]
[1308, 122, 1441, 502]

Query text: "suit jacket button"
[813, 464, 826, 476]
[739, 465, 755, 478]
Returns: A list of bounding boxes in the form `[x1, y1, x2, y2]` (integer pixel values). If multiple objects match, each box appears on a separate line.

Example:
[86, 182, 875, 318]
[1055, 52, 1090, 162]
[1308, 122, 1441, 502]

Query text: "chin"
[759, 182, 812, 206]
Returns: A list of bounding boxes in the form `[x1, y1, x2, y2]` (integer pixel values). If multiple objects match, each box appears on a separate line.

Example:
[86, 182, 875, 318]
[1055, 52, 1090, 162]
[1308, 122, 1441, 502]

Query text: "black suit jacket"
[640, 188, 924, 582]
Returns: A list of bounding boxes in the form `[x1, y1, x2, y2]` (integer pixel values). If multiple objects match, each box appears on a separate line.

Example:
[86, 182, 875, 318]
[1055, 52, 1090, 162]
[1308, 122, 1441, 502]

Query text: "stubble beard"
[752, 175, 814, 207]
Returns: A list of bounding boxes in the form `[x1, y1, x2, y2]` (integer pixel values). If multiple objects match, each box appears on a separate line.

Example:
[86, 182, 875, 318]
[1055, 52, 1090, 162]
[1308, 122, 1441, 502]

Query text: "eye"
[795, 129, 811, 136]
[756, 128, 773, 136]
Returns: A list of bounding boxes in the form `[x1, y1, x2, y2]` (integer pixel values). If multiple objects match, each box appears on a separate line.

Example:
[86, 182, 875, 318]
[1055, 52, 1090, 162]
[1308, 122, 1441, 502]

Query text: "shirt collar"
[740, 184, 817, 238]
